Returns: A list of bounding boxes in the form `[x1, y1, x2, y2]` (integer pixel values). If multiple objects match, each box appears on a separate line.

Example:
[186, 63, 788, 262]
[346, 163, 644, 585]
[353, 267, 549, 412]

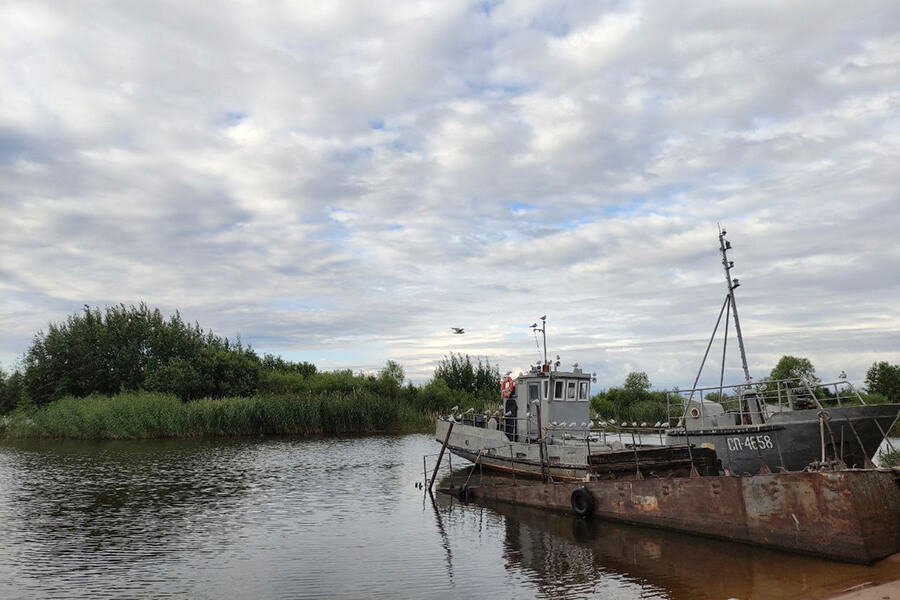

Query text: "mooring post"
[428, 421, 454, 493]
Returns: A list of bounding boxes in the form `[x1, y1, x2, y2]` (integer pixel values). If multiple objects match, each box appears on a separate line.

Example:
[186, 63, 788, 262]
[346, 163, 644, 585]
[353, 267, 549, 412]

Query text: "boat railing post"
[462, 450, 483, 490]
[631, 431, 642, 479]
[509, 445, 517, 485]
[849, 382, 867, 406]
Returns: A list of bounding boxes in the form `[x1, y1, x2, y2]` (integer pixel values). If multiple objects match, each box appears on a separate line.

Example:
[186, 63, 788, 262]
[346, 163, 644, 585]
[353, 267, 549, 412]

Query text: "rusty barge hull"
[463, 469, 900, 564]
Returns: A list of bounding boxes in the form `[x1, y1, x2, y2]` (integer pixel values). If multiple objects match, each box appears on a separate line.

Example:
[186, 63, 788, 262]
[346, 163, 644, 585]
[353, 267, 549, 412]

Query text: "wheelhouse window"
[579, 381, 589, 400]
[554, 380, 564, 399]
[543, 381, 549, 399]
[528, 383, 539, 401]
[566, 381, 576, 400]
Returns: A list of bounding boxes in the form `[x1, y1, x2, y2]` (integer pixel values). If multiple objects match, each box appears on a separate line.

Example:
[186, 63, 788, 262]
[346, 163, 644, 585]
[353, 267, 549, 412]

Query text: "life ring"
[571, 487, 595, 517]
[501, 376, 515, 398]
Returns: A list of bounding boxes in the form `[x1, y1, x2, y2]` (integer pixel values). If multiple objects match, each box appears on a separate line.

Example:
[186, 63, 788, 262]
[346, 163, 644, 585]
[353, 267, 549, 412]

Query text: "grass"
[0, 390, 435, 440]
[879, 448, 900, 468]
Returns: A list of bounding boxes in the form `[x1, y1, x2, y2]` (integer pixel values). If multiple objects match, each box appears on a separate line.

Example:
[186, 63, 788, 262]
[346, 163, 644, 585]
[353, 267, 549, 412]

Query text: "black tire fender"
[457, 486, 472, 502]
[571, 487, 595, 517]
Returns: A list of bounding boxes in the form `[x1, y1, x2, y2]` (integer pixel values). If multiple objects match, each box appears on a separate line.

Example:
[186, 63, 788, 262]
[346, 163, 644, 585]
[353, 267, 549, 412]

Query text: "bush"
[590, 372, 670, 424]
[22, 304, 263, 404]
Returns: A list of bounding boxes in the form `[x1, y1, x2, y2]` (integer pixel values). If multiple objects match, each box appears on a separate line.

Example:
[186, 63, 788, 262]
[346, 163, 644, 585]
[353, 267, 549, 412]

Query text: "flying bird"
[451, 327, 465, 334]
[839, 371, 847, 379]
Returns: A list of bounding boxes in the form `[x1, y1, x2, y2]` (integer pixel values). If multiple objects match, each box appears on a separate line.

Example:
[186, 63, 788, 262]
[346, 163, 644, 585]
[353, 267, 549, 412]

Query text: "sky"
[1, 0, 899, 390]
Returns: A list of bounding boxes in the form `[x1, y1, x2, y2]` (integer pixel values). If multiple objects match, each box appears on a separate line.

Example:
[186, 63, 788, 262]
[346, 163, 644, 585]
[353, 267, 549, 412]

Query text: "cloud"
[1, 0, 898, 389]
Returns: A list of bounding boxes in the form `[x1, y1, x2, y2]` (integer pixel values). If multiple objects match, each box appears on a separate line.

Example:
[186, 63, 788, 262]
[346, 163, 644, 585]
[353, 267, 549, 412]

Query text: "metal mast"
[718, 226, 751, 384]
[719, 226, 764, 424]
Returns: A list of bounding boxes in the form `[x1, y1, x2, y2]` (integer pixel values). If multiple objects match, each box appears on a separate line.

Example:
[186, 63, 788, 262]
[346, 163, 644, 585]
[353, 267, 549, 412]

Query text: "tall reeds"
[0, 390, 434, 440]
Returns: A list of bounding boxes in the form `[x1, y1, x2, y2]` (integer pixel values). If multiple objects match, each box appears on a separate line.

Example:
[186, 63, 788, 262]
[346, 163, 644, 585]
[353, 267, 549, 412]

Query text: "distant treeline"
[1, 304, 898, 439]
[0, 304, 500, 438]
[590, 355, 900, 426]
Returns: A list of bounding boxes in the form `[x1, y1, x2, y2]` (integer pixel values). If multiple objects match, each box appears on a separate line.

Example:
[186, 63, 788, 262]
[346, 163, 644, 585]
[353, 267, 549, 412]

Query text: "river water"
[1, 434, 898, 600]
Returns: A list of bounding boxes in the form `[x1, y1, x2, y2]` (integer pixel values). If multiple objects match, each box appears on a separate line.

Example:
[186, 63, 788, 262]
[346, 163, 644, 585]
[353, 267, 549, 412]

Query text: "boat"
[664, 379, 899, 474]
[434, 317, 724, 482]
[433, 228, 900, 478]
[434, 351, 717, 482]
[663, 227, 900, 474]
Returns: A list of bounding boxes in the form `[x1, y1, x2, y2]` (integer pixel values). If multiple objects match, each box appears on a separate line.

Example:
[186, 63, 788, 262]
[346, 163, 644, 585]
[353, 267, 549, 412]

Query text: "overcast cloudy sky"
[2, 0, 899, 389]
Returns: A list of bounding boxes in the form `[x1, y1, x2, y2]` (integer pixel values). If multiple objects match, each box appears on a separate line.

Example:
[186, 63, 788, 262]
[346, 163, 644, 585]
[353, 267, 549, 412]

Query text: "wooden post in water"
[428, 421, 454, 493]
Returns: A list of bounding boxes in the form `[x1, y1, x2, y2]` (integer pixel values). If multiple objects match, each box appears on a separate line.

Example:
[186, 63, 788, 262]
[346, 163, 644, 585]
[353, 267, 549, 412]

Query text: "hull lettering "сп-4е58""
[726, 435, 773, 452]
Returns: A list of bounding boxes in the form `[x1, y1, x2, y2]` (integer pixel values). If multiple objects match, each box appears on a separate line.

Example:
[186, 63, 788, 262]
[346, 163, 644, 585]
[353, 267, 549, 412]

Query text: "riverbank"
[0, 390, 434, 440]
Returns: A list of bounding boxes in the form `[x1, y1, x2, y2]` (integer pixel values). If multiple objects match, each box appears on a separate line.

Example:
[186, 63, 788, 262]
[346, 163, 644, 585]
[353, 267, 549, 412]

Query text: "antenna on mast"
[531, 316, 548, 367]
[719, 225, 751, 385]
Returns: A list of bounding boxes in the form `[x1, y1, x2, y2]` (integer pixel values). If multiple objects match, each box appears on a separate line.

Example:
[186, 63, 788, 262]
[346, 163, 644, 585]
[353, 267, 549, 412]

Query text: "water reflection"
[2, 434, 898, 600]
[0, 436, 432, 599]
[439, 473, 900, 600]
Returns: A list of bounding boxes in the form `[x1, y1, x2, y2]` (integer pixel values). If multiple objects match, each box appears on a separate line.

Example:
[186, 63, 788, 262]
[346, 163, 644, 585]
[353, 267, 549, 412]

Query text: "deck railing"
[665, 378, 866, 426]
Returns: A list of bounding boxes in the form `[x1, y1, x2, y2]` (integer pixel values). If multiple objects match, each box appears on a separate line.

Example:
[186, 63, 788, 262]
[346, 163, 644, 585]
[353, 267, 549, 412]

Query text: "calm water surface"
[1, 434, 898, 599]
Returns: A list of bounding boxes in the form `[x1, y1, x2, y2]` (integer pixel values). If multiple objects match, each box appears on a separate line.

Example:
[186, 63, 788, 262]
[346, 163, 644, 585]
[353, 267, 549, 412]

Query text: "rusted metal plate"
[463, 470, 900, 564]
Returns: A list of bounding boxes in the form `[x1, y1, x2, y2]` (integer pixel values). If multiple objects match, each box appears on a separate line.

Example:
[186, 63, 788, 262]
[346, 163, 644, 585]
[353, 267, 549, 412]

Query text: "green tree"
[23, 303, 263, 404]
[623, 371, 651, 392]
[768, 355, 819, 383]
[590, 372, 668, 424]
[0, 367, 26, 414]
[380, 360, 405, 386]
[865, 361, 900, 402]
[261, 354, 317, 378]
